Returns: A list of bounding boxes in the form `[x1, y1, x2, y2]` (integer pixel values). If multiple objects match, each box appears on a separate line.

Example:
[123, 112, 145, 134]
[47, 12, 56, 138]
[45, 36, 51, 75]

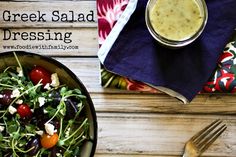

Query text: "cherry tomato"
[17, 104, 32, 118]
[40, 133, 59, 149]
[0, 89, 13, 106]
[29, 66, 51, 86]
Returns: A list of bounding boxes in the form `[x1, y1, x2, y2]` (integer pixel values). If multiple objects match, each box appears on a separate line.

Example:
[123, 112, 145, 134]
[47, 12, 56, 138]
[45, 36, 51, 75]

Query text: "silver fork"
[183, 119, 227, 157]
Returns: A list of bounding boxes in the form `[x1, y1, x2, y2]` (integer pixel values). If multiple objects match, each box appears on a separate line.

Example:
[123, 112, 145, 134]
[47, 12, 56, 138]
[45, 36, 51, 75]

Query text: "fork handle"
[182, 143, 198, 157]
[183, 153, 198, 157]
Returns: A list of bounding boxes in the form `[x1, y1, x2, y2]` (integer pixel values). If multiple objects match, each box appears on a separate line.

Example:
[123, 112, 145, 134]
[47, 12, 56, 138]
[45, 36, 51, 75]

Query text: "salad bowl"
[0, 51, 97, 157]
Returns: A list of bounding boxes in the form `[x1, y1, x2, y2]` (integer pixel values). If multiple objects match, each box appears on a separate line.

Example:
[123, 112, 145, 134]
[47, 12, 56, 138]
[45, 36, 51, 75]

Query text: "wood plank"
[0, 28, 98, 56]
[0, 1, 97, 28]
[54, 57, 101, 91]
[96, 113, 236, 156]
[95, 154, 174, 157]
[92, 93, 236, 114]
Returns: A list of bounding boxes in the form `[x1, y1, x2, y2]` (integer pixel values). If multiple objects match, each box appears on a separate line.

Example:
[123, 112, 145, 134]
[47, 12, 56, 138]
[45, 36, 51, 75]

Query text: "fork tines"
[191, 119, 227, 153]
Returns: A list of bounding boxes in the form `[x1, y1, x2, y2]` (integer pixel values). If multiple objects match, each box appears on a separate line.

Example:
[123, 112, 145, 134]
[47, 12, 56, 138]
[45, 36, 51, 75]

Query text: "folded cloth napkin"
[98, 0, 236, 103]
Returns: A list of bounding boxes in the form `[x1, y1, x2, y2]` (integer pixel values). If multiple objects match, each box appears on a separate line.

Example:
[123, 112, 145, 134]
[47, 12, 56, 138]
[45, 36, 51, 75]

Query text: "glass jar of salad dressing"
[145, 0, 208, 48]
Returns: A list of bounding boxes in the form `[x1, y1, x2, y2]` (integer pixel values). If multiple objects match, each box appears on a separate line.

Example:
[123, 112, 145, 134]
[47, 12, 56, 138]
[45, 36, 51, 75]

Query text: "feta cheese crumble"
[56, 153, 63, 157]
[15, 99, 23, 104]
[8, 105, 17, 115]
[51, 73, 60, 87]
[44, 123, 55, 136]
[43, 109, 48, 114]
[11, 88, 20, 98]
[16, 67, 24, 77]
[44, 83, 51, 90]
[35, 130, 44, 136]
[38, 97, 46, 107]
[0, 126, 5, 132]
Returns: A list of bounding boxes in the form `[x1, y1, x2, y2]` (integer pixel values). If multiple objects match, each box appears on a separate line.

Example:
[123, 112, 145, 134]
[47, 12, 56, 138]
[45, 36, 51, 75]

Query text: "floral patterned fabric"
[203, 40, 236, 92]
[98, 0, 158, 93]
[97, 0, 236, 93]
[98, 0, 128, 45]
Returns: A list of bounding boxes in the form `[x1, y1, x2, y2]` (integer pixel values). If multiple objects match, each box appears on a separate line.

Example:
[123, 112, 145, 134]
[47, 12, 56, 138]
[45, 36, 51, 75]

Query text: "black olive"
[30, 106, 50, 128]
[25, 136, 41, 156]
[50, 146, 65, 157]
[36, 116, 50, 129]
[50, 146, 57, 157]
[0, 103, 4, 109]
[33, 106, 45, 119]
[0, 89, 13, 107]
[51, 120, 60, 130]
[49, 90, 61, 107]
[65, 98, 78, 120]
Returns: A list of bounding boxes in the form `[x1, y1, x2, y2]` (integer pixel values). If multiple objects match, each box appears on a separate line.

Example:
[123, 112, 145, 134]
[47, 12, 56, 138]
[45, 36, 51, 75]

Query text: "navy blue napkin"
[102, 0, 236, 102]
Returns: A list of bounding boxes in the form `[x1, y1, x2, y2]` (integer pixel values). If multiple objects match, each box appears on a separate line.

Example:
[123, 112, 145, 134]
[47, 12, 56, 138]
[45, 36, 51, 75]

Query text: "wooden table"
[1, 1, 236, 157]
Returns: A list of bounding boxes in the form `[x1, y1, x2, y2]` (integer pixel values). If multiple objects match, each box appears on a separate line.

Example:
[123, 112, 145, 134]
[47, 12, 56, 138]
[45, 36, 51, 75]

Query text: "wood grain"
[96, 113, 236, 156]
[95, 155, 175, 157]
[92, 93, 236, 114]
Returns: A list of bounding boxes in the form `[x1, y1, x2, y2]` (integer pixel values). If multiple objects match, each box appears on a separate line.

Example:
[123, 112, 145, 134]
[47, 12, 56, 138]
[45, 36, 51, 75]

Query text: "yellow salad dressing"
[149, 0, 204, 41]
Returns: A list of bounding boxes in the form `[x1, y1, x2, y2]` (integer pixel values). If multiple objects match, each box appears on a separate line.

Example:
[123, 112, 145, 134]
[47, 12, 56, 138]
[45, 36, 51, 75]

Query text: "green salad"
[0, 53, 90, 157]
